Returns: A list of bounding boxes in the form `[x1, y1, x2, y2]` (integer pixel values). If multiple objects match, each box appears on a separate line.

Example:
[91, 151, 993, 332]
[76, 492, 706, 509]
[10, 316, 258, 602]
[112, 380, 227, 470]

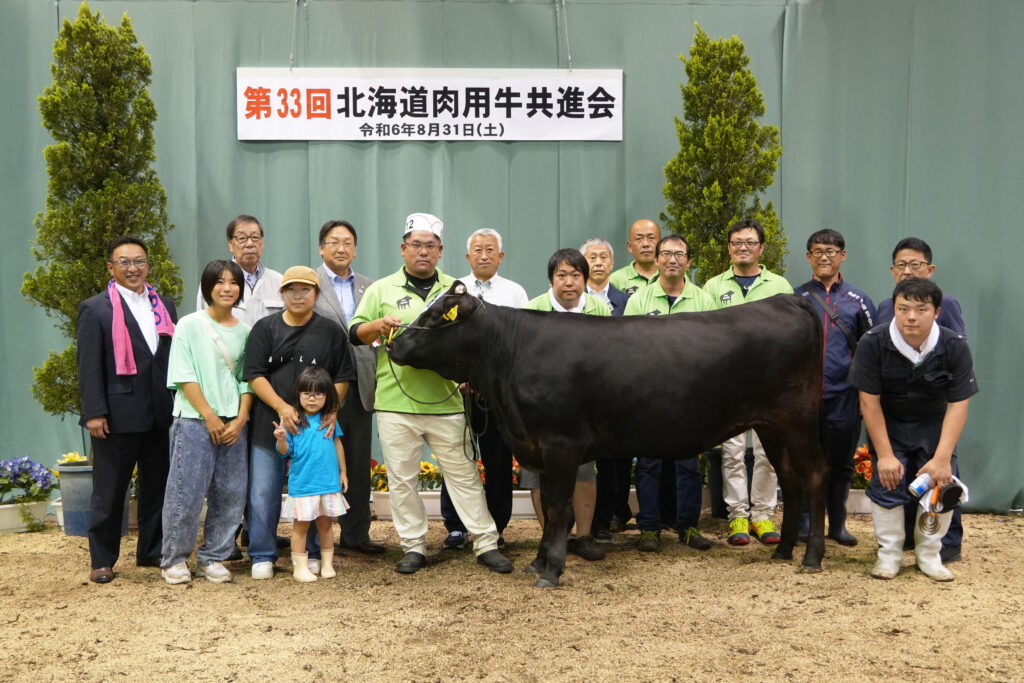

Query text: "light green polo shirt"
[622, 277, 716, 316]
[349, 267, 464, 414]
[524, 291, 612, 316]
[702, 265, 794, 309]
[167, 311, 252, 419]
[607, 261, 659, 298]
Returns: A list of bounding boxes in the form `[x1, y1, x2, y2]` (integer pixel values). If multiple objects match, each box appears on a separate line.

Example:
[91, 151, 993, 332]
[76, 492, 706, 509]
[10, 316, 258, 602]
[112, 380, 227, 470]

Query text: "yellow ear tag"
[442, 305, 459, 321]
[387, 327, 395, 345]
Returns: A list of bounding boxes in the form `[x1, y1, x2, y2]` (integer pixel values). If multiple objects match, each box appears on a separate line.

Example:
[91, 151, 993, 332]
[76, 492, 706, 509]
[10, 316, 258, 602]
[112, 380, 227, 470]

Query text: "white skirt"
[281, 492, 349, 521]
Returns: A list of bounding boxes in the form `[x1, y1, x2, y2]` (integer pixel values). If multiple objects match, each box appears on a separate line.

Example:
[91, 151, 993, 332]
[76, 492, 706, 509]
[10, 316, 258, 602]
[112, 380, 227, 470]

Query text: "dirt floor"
[1, 510, 1022, 682]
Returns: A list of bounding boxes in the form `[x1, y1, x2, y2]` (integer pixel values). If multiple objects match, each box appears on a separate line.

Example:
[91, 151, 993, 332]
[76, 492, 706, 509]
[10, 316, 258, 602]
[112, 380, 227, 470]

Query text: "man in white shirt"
[440, 229, 529, 550]
[195, 215, 282, 325]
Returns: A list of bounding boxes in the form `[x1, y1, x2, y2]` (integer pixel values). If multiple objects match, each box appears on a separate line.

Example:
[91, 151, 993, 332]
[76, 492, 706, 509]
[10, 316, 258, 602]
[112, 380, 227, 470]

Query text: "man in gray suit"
[314, 220, 386, 554]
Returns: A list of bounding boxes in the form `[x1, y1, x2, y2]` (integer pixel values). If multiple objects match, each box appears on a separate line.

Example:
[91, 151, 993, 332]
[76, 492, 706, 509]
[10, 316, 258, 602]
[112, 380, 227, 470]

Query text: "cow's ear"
[452, 282, 467, 296]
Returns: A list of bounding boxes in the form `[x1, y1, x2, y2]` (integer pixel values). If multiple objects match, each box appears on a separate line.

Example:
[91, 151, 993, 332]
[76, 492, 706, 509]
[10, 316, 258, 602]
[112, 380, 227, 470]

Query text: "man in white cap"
[348, 214, 513, 575]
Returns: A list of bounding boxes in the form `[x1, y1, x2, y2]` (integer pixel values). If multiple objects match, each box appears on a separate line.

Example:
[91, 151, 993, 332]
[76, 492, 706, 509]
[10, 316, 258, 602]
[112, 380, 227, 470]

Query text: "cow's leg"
[758, 434, 797, 561]
[533, 455, 578, 588]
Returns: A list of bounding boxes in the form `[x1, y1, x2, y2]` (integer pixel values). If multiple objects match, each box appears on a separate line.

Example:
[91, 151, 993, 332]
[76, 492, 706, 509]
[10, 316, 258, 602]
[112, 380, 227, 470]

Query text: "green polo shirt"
[607, 261, 658, 298]
[525, 291, 611, 316]
[349, 267, 463, 414]
[622, 277, 716, 316]
[702, 265, 793, 309]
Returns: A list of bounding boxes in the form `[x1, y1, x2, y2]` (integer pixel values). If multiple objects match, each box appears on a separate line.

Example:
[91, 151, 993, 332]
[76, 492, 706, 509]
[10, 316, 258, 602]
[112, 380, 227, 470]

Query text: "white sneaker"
[307, 559, 320, 575]
[161, 562, 192, 585]
[251, 561, 274, 580]
[198, 562, 233, 583]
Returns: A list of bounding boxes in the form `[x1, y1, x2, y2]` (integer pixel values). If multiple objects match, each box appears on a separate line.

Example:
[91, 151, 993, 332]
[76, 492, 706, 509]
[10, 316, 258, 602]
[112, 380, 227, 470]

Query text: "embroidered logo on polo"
[624, 286, 639, 296]
[720, 292, 733, 304]
[396, 295, 412, 310]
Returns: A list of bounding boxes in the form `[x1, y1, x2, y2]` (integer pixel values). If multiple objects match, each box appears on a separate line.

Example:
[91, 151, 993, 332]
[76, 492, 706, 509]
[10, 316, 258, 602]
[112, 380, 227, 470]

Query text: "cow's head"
[387, 281, 485, 381]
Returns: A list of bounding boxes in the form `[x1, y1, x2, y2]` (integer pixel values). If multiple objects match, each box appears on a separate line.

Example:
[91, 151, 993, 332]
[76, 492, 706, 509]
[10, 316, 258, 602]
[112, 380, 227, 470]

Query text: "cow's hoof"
[533, 577, 558, 588]
[523, 559, 543, 575]
[798, 564, 824, 574]
[771, 547, 794, 560]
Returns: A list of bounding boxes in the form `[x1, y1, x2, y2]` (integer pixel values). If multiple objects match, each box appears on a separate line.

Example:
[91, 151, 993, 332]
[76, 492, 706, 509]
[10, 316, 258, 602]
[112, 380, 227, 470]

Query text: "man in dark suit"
[581, 237, 634, 540]
[76, 236, 178, 583]
[313, 220, 386, 555]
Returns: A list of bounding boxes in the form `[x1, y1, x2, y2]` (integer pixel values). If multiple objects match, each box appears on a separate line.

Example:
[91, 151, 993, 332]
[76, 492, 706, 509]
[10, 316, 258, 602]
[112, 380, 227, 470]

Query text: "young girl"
[274, 365, 349, 582]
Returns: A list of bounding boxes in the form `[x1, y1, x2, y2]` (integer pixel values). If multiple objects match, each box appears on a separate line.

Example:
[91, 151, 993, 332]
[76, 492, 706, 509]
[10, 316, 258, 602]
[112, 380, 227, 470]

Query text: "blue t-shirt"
[283, 413, 344, 497]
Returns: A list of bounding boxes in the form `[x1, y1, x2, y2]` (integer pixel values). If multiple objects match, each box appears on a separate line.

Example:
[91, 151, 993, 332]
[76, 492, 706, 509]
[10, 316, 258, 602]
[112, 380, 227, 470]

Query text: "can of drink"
[908, 473, 931, 497]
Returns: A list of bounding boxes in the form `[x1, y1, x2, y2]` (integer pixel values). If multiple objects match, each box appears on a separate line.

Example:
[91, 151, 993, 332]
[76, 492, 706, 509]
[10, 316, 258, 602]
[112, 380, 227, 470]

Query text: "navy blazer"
[76, 289, 178, 433]
[608, 284, 630, 317]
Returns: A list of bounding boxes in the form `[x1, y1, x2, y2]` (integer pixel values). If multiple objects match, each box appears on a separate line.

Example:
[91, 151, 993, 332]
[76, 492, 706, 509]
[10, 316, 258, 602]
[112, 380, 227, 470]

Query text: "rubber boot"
[827, 480, 858, 546]
[320, 548, 336, 579]
[870, 502, 905, 579]
[915, 509, 954, 582]
[291, 552, 318, 583]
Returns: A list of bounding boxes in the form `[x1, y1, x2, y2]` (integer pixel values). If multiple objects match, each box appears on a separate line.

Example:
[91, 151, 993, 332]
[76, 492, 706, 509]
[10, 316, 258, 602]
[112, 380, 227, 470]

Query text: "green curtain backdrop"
[2, 0, 1019, 510]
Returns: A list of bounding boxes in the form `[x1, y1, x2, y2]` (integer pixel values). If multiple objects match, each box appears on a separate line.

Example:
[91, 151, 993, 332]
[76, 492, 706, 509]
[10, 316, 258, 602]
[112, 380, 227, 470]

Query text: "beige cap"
[279, 265, 320, 291]
[404, 213, 444, 240]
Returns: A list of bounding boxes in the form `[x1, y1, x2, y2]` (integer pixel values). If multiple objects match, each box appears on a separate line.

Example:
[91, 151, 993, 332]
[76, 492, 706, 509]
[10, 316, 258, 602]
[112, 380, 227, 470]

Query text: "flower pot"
[55, 465, 129, 537]
[847, 488, 872, 514]
[0, 501, 48, 533]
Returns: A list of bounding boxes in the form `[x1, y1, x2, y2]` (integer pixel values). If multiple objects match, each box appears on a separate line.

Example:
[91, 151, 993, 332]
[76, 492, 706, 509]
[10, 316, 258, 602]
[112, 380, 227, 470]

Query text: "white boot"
[291, 552, 318, 583]
[320, 548, 336, 579]
[915, 509, 954, 582]
[870, 502, 905, 579]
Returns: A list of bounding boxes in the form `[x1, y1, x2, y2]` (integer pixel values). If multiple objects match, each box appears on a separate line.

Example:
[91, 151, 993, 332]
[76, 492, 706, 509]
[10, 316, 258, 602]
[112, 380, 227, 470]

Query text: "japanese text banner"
[237, 67, 623, 142]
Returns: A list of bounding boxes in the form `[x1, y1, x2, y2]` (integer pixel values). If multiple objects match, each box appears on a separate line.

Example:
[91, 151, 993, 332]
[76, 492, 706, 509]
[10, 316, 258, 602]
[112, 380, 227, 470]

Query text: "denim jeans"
[247, 440, 287, 564]
[160, 417, 247, 568]
[635, 457, 703, 532]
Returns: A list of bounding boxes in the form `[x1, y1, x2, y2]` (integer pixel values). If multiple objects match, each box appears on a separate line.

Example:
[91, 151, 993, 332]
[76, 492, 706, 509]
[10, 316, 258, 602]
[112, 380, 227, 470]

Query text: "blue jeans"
[247, 441, 287, 564]
[160, 418, 247, 568]
[636, 457, 702, 532]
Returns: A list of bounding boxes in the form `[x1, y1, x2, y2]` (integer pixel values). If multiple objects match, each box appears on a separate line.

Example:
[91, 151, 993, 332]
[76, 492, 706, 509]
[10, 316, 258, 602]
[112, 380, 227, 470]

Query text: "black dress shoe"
[275, 535, 291, 549]
[90, 567, 114, 583]
[940, 544, 962, 565]
[476, 549, 513, 573]
[338, 539, 387, 555]
[395, 552, 426, 574]
[136, 556, 162, 568]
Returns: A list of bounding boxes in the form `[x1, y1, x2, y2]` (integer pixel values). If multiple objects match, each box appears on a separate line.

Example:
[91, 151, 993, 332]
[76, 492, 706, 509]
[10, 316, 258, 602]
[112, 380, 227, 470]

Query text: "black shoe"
[338, 539, 387, 555]
[591, 526, 613, 544]
[442, 531, 469, 550]
[240, 529, 249, 546]
[136, 556, 161, 568]
[497, 534, 506, 549]
[395, 552, 426, 574]
[225, 544, 244, 561]
[476, 549, 513, 573]
[567, 536, 606, 561]
[680, 527, 712, 551]
[827, 529, 859, 546]
[275, 535, 291, 549]
[940, 544, 962, 565]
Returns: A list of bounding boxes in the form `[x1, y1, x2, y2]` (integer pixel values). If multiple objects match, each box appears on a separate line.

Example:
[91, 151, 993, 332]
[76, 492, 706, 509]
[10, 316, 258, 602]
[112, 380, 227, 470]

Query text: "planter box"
[847, 488, 872, 514]
[0, 501, 48, 533]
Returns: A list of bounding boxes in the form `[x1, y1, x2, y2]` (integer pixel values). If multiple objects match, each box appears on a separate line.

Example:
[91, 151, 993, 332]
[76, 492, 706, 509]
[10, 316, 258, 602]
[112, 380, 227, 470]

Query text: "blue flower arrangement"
[0, 456, 58, 505]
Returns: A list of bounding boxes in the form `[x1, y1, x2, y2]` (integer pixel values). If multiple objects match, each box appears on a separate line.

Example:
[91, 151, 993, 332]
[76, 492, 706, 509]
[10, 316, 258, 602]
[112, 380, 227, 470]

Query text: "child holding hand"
[275, 366, 349, 582]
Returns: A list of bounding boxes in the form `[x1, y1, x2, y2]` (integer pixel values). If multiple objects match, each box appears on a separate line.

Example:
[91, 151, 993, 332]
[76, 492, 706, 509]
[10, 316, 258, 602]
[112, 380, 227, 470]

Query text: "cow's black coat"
[389, 283, 829, 587]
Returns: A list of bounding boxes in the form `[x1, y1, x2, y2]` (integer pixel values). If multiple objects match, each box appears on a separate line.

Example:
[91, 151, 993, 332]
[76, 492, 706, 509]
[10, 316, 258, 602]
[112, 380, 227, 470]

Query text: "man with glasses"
[242, 266, 355, 579]
[608, 219, 661, 296]
[348, 213, 512, 575]
[874, 237, 966, 564]
[703, 218, 793, 546]
[313, 220, 386, 556]
[196, 215, 282, 325]
[623, 235, 716, 553]
[794, 229, 876, 546]
[76, 236, 178, 583]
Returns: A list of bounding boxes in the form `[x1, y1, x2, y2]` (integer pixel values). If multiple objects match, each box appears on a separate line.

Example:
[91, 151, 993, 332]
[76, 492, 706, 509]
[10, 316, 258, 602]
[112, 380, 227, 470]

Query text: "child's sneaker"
[751, 519, 781, 545]
[161, 562, 192, 584]
[728, 518, 751, 546]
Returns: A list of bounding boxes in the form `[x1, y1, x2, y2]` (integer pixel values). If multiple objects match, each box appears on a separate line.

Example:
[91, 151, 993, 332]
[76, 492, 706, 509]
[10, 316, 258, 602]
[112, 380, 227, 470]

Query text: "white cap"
[404, 213, 444, 240]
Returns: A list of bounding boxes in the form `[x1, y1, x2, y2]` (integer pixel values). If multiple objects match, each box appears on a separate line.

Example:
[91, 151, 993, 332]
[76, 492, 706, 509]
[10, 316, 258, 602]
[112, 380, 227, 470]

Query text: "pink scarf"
[108, 279, 175, 375]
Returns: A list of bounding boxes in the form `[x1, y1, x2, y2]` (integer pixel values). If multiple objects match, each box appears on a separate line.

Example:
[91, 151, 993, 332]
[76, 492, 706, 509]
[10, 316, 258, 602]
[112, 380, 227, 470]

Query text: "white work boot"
[291, 552, 318, 583]
[870, 502, 905, 579]
[915, 509, 955, 582]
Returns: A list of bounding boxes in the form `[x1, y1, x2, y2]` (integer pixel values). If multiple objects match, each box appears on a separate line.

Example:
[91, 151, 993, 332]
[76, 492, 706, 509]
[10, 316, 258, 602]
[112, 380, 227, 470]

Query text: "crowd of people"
[75, 214, 976, 585]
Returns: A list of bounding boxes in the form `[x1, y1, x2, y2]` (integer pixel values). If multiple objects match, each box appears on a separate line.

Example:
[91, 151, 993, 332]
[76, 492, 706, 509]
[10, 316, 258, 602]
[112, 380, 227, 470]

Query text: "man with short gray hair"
[581, 237, 629, 316]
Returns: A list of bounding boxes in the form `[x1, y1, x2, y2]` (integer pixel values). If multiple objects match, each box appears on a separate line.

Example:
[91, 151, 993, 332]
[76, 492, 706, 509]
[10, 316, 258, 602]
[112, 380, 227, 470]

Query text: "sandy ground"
[1, 511, 1022, 682]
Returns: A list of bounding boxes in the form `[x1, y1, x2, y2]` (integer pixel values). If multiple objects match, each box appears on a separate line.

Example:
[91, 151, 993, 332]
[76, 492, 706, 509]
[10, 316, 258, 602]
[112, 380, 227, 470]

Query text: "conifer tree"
[661, 24, 787, 284]
[21, 2, 182, 416]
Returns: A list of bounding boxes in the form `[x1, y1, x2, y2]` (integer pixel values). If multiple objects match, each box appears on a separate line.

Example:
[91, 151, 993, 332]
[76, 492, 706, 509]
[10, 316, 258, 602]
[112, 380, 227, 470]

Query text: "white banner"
[237, 67, 622, 142]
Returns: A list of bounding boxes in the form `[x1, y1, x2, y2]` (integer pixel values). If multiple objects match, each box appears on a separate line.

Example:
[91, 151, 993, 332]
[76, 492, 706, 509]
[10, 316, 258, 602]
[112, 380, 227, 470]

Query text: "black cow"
[388, 282, 828, 587]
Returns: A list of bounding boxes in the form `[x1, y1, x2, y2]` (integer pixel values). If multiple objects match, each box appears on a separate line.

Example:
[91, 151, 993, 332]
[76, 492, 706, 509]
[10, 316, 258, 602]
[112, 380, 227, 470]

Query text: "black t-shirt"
[848, 324, 978, 424]
[243, 312, 356, 445]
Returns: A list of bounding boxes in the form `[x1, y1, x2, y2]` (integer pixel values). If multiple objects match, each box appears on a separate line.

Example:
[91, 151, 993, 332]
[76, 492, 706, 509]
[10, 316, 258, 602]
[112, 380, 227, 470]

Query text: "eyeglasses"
[893, 260, 930, 272]
[110, 258, 149, 269]
[659, 250, 689, 261]
[729, 240, 761, 249]
[232, 234, 263, 244]
[810, 248, 842, 258]
[404, 241, 440, 252]
[323, 240, 354, 249]
[299, 391, 325, 400]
